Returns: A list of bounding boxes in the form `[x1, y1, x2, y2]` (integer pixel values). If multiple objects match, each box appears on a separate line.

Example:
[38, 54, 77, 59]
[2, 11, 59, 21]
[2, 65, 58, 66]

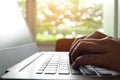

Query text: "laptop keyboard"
[36, 54, 120, 77]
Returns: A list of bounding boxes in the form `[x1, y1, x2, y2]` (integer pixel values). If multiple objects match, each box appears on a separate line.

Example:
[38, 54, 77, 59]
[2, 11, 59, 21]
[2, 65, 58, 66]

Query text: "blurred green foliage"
[18, 0, 103, 41]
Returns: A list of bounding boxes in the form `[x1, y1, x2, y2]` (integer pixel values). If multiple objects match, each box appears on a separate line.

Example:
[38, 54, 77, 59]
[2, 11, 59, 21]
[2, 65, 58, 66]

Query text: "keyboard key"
[36, 71, 43, 74]
[93, 66, 112, 76]
[82, 67, 96, 75]
[48, 64, 58, 66]
[58, 70, 70, 74]
[42, 63, 48, 67]
[45, 68, 57, 71]
[79, 66, 97, 75]
[98, 71, 112, 76]
[95, 67, 108, 71]
[59, 67, 69, 70]
[39, 67, 45, 71]
[79, 67, 86, 75]
[37, 54, 120, 77]
[45, 71, 56, 74]
[47, 66, 57, 68]
[94, 67, 120, 76]
[59, 64, 69, 67]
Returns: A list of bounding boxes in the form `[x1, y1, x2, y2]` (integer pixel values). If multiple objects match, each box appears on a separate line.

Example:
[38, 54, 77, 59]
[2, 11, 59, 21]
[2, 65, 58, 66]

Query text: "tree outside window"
[18, 0, 103, 42]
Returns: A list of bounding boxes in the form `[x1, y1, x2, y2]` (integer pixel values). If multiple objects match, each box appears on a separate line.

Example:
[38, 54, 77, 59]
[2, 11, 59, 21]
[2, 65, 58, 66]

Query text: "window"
[18, 0, 104, 42]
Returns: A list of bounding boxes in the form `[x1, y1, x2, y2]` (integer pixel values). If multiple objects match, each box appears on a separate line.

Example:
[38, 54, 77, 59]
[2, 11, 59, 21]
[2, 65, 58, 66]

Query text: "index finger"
[69, 36, 86, 64]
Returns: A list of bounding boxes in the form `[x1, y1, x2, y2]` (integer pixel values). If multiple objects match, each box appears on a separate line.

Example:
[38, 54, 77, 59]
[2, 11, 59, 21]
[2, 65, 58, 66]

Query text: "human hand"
[69, 31, 120, 72]
[70, 38, 120, 72]
[69, 31, 110, 64]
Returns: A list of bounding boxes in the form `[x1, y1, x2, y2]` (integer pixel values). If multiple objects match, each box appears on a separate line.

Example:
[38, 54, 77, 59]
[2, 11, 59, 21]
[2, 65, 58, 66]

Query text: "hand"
[69, 31, 110, 64]
[70, 38, 120, 72]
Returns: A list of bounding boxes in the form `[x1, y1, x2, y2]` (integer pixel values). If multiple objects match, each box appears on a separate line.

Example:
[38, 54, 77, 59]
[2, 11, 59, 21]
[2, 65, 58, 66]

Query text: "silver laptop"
[2, 51, 120, 80]
[1, 0, 120, 80]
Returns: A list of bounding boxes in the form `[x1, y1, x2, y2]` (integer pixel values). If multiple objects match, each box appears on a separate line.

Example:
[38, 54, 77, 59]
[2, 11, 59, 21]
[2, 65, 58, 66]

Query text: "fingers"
[69, 31, 108, 64]
[69, 39, 85, 56]
[69, 36, 86, 64]
[69, 39, 87, 64]
[72, 54, 105, 69]
[70, 41, 106, 64]
[71, 36, 86, 46]
[69, 31, 110, 64]
[86, 31, 109, 39]
[69, 39, 104, 64]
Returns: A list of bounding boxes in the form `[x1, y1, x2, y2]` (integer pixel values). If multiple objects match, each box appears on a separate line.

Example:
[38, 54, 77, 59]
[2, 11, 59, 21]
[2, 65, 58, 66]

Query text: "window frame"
[25, 0, 56, 50]
[26, 0, 36, 37]
[103, 0, 118, 38]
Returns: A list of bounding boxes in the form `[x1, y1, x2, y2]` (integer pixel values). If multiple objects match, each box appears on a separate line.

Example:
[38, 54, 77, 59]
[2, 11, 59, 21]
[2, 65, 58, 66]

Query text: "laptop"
[1, 0, 120, 80]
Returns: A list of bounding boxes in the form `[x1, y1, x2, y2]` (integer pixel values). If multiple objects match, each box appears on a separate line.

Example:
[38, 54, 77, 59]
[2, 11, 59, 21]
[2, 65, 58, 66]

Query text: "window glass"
[18, 0, 104, 42]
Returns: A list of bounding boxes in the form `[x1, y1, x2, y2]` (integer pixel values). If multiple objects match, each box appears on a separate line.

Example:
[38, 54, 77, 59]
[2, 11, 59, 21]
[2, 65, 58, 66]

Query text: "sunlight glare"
[56, 34, 64, 38]
[44, 9, 53, 16]
[57, 24, 64, 29]
[64, 10, 72, 15]
[81, 0, 103, 7]
[58, 14, 64, 19]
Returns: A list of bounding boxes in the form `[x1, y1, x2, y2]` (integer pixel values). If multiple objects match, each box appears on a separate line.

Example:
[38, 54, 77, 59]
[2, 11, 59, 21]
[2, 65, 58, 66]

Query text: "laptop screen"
[0, 0, 33, 49]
